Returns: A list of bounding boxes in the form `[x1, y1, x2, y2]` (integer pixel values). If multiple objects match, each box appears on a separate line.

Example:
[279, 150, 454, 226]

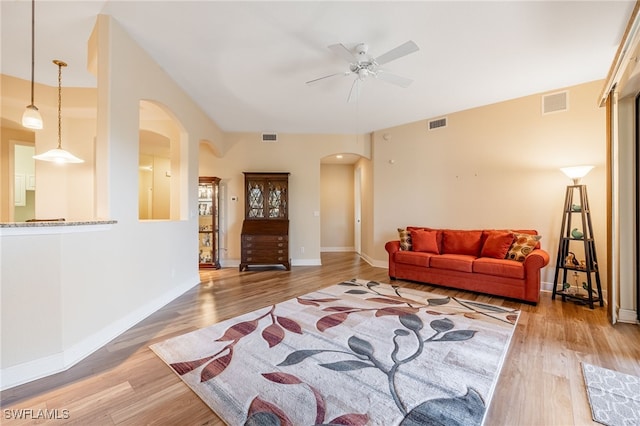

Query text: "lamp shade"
[22, 105, 43, 129]
[560, 165, 594, 184]
[33, 147, 83, 164]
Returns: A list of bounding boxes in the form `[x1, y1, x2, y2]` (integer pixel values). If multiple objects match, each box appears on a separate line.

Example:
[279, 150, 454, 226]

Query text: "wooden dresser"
[239, 172, 290, 271]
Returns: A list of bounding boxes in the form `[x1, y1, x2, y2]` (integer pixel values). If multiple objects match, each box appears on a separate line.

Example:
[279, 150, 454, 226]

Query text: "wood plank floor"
[2, 252, 639, 425]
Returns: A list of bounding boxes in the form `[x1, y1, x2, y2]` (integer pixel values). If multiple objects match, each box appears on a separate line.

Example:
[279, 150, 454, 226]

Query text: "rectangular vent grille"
[262, 133, 278, 142]
[542, 91, 568, 114]
[428, 117, 447, 130]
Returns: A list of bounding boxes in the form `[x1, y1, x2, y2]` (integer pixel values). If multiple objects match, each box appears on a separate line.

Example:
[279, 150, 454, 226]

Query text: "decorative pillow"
[410, 229, 440, 254]
[481, 231, 515, 259]
[442, 230, 484, 256]
[398, 228, 412, 251]
[506, 233, 542, 262]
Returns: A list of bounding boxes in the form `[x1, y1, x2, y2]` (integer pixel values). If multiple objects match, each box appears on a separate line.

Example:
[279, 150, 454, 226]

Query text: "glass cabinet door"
[199, 177, 220, 269]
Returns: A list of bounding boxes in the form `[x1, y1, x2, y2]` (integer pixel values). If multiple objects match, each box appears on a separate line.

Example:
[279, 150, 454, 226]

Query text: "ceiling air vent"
[542, 91, 568, 115]
[262, 133, 278, 142]
[428, 117, 447, 131]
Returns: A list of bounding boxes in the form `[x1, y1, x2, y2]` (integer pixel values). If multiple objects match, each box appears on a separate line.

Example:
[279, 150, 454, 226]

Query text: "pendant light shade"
[33, 60, 83, 164]
[22, 0, 43, 130]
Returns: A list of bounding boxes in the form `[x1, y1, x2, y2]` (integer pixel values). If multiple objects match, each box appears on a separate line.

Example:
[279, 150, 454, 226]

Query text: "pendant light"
[33, 60, 84, 164]
[22, 0, 43, 130]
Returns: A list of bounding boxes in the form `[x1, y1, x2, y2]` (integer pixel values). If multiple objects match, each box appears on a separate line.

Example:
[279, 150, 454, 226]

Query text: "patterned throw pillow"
[505, 233, 542, 262]
[398, 228, 412, 251]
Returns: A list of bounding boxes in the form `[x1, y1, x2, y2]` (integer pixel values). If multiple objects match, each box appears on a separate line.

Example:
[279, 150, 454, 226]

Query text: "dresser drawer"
[242, 241, 286, 249]
[242, 235, 287, 243]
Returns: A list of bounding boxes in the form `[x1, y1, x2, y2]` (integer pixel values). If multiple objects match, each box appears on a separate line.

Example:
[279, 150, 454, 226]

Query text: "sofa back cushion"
[480, 231, 515, 259]
[442, 230, 483, 256]
[410, 229, 440, 254]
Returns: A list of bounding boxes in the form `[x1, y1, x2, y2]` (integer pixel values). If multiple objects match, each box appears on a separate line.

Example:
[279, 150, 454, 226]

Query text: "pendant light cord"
[57, 60, 62, 149]
[29, 0, 35, 106]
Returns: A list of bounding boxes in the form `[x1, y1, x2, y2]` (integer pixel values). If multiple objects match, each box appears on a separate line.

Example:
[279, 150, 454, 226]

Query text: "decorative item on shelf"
[565, 251, 579, 267]
[22, 0, 43, 130]
[32, 60, 83, 163]
[582, 282, 598, 296]
[571, 204, 582, 212]
[579, 260, 586, 269]
[571, 228, 584, 239]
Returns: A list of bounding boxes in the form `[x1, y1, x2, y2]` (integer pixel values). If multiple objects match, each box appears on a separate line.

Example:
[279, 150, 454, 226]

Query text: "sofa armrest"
[385, 240, 401, 255]
[523, 249, 550, 270]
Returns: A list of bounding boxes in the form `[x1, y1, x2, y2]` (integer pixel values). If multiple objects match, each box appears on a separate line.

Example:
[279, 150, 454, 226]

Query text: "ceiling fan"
[306, 40, 419, 103]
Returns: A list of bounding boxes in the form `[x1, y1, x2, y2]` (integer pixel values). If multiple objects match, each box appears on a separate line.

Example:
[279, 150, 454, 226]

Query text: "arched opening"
[138, 100, 183, 220]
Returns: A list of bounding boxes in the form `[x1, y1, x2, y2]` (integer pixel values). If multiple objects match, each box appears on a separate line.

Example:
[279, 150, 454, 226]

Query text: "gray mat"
[582, 362, 640, 426]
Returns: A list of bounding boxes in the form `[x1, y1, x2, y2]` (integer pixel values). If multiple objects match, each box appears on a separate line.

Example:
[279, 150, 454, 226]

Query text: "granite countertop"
[0, 220, 117, 228]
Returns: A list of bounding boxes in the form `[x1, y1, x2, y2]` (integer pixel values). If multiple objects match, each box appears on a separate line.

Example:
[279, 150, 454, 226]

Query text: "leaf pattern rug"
[150, 279, 519, 425]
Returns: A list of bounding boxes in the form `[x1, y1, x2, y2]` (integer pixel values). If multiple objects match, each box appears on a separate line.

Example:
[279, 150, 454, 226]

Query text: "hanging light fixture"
[33, 60, 84, 164]
[22, 0, 43, 129]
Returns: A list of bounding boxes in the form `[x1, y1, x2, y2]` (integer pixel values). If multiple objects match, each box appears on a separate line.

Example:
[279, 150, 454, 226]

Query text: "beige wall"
[372, 80, 607, 286]
[320, 163, 355, 250]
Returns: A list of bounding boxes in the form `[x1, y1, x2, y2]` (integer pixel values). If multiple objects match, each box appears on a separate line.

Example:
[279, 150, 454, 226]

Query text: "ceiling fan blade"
[347, 78, 361, 103]
[376, 70, 413, 88]
[328, 43, 356, 63]
[306, 72, 348, 85]
[374, 40, 419, 66]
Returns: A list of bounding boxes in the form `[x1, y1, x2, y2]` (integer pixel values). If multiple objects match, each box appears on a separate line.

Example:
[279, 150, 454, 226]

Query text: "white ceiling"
[1, 1, 634, 134]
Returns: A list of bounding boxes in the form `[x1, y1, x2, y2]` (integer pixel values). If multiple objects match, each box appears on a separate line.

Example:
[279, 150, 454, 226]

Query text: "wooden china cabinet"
[198, 177, 221, 269]
[240, 172, 290, 271]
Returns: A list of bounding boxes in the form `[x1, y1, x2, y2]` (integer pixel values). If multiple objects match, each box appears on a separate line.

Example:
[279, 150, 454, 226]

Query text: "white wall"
[0, 14, 227, 389]
[371, 81, 608, 289]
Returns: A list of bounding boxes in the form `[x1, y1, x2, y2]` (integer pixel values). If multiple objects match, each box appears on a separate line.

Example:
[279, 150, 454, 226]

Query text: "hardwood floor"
[2, 252, 639, 425]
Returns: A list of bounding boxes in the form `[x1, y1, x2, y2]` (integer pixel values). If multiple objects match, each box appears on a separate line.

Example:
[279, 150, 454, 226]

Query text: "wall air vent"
[542, 91, 568, 114]
[262, 133, 278, 142]
[428, 117, 447, 130]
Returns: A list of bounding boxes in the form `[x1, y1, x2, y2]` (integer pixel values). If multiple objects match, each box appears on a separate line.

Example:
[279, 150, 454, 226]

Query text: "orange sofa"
[385, 227, 550, 303]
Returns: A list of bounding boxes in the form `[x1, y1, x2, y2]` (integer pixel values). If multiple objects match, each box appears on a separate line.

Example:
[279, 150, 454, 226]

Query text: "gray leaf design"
[348, 336, 374, 356]
[430, 318, 454, 333]
[345, 289, 368, 295]
[278, 350, 324, 366]
[464, 301, 511, 313]
[436, 329, 477, 342]
[399, 314, 424, 331]
[427, 297, 451, 306]
[320, 360, 373, 371]
[399, 387, 485, 426]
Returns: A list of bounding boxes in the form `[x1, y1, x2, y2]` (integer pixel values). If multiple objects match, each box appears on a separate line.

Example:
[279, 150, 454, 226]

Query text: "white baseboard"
[0, 275, 200, 391]
[360, 253, 387, 269]
[618, 308, 639, 324]
[321, 246, 355, 252]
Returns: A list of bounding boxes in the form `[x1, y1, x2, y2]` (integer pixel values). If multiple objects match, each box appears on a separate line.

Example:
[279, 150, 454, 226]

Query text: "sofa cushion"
[398, 228, 412, 251]
[395, 251, 434, 268]
[480, 231, 515, 259]
[411, 229, 440, 254]
[442, 230, 483, 256]
[473, 257, 525, 279]
[430, 254, 475, 273]
[506, 233, 542, 262]
[408, 226, 443, 252]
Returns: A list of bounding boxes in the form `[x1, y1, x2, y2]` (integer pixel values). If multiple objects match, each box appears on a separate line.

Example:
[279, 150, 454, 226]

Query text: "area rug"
[582, 362, 640, 426]
[151, 279, 520, 425]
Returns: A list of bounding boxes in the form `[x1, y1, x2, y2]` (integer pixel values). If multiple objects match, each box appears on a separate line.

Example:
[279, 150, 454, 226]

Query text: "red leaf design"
[262, 323, 285, 348]
[215, 319, 259, 342]
[507, 314, 518, 323]
[366, 297, 405, 305]
[329, 413, 369, 425]
[374, 306, 420, 317]
[426, 310, 444, 315]
[309, 385, 326, 425]
[323, 306, 356, 312]
[200, 350, 233, 382]
[317, 312, 348, 332]
[170, 355, 215, 375]
[262, 372, 302, 385]
[297, 298, 319, 306]
[464, 313, 478, 320]
[246, 396, 293, 426]
[276, 316, 303, 334]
